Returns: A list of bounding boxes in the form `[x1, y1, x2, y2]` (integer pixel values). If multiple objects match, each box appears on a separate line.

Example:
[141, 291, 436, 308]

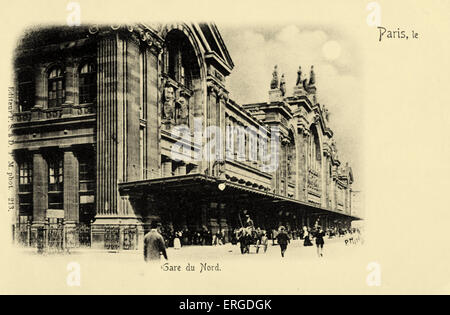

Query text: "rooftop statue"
[296, 66, 302, 86]
[309, 65, 316, 86]
[280, 74, 286, 96]
[323, 104, 330, 121]
[270, 65, 279, 89]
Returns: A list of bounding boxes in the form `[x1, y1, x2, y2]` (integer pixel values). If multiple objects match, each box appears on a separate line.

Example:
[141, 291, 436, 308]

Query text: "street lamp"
[218, 182, 226, 191]
[213, 160, 227, 191]
[217, 171, 227, 191]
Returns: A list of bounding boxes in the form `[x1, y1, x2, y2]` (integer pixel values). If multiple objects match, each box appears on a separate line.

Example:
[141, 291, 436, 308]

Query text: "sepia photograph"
[0, 0, 449, 300]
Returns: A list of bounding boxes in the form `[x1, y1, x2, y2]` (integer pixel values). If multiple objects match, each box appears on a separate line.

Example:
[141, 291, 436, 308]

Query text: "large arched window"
[79, 62, 96, 104]
[309, 127, 321, 172]
[48, 66, 65, 108]
[166, 30, 200, 89]
[18, 70, 34, 112]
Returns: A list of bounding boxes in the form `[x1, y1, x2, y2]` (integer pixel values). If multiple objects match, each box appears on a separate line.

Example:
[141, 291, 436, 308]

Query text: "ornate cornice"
[207, 80, 228, 101]
[88, 24, 164, 54]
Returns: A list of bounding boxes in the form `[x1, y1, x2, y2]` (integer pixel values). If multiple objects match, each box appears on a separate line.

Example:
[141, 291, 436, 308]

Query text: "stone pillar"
[176, 162, 186, 176]
[65, 60, 76, 106]
[162, 158, 172, 177]
[331, 166, 336, 210]
[32, 152, 47, 224]
[146, 49, 160, 179]
[96, 35, 119, 216]
[297, 130, 308, 201]
[125, 38, 141, 182]
[206, 86, 217, 174]
[63, 150, 79, 224]
[320, 146, 327, 208]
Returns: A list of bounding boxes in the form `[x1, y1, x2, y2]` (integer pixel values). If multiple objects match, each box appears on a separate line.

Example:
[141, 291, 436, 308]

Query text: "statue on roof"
[280, 74, 286, 96]
[323, 104, 330, 121]
[296, 66, 302, 86]
[309, 65, 316, 86]
[331, 138, 337, 154]
[270, 65, 279, 89]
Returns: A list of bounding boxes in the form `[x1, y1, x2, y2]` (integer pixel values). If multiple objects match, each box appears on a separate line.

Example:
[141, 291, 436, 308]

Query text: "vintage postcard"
[0, 0, 449, 298]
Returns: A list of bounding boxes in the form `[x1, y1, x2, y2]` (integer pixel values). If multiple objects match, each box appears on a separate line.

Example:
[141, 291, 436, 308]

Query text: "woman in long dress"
[173, 231, 182, 250]
[303, 226, 313, 247]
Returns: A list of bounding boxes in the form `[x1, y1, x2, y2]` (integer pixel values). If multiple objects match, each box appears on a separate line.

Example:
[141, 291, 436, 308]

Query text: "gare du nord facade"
[11, 23, 359, 251]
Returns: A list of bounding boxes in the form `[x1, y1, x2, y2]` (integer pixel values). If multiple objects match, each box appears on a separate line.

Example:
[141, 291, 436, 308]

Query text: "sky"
[218, 24, 364, 191]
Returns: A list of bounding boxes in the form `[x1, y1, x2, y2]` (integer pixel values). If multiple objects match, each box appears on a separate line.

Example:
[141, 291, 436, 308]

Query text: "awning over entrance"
[118, 174, 361, 221]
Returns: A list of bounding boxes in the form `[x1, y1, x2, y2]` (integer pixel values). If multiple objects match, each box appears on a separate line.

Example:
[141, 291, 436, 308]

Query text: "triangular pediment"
[193, 23, 234, 74]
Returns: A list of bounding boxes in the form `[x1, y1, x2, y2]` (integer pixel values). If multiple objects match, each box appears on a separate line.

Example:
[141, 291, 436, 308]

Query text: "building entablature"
[207, 79, 229, 100]
[226, 99, 270, 136]
[242, 102, 293, 139]
[244, 101, 293, 121]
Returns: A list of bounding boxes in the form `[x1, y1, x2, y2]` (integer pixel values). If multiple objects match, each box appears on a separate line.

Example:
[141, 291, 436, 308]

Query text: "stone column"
[162, 158, 172, 177]
[146, 49, 160, 179]
[64, 59, 76, 108]
[176, 162, 186, 176]
[96, 35, 119, 216]
[206, 86, 217, 174]
[125, 38, 140, 182]
[321, 152, 327, 209]
[63, 149, 79, 224]
[32, 151, 47, 225]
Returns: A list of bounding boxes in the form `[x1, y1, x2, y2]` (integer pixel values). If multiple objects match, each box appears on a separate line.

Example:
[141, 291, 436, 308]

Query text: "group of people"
[343, 228, 363, 245]
[232, 223, 326, 258]
[143, 214, 356, 261]
[159, 225, 227, 248]
[269, 225, 326, 258]
[144, 223, 231, 261]
[234, 226, 270, 254]
[232, 215, 326, 258]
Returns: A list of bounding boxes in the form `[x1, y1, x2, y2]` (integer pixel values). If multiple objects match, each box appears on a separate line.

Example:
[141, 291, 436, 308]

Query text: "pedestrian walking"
[143, 221, 168, 262]
[173, 231, 181, 250]
[238, 227, 249, 254]
[315, 227, 325, 257]
[260, 231, 269, 253]
[276, 226, 290, 257]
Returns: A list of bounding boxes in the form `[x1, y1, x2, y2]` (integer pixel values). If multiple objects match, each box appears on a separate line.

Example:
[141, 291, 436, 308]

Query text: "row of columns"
[161, 157, 199, 177]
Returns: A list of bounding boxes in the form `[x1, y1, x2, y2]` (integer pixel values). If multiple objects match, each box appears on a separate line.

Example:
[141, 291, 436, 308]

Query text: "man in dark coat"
[144, 221, 168, 262]
[276, 226, 290, 258]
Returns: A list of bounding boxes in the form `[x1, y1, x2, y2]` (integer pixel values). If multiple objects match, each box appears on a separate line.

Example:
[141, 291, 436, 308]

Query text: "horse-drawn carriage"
[236, 227, 268, 254]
